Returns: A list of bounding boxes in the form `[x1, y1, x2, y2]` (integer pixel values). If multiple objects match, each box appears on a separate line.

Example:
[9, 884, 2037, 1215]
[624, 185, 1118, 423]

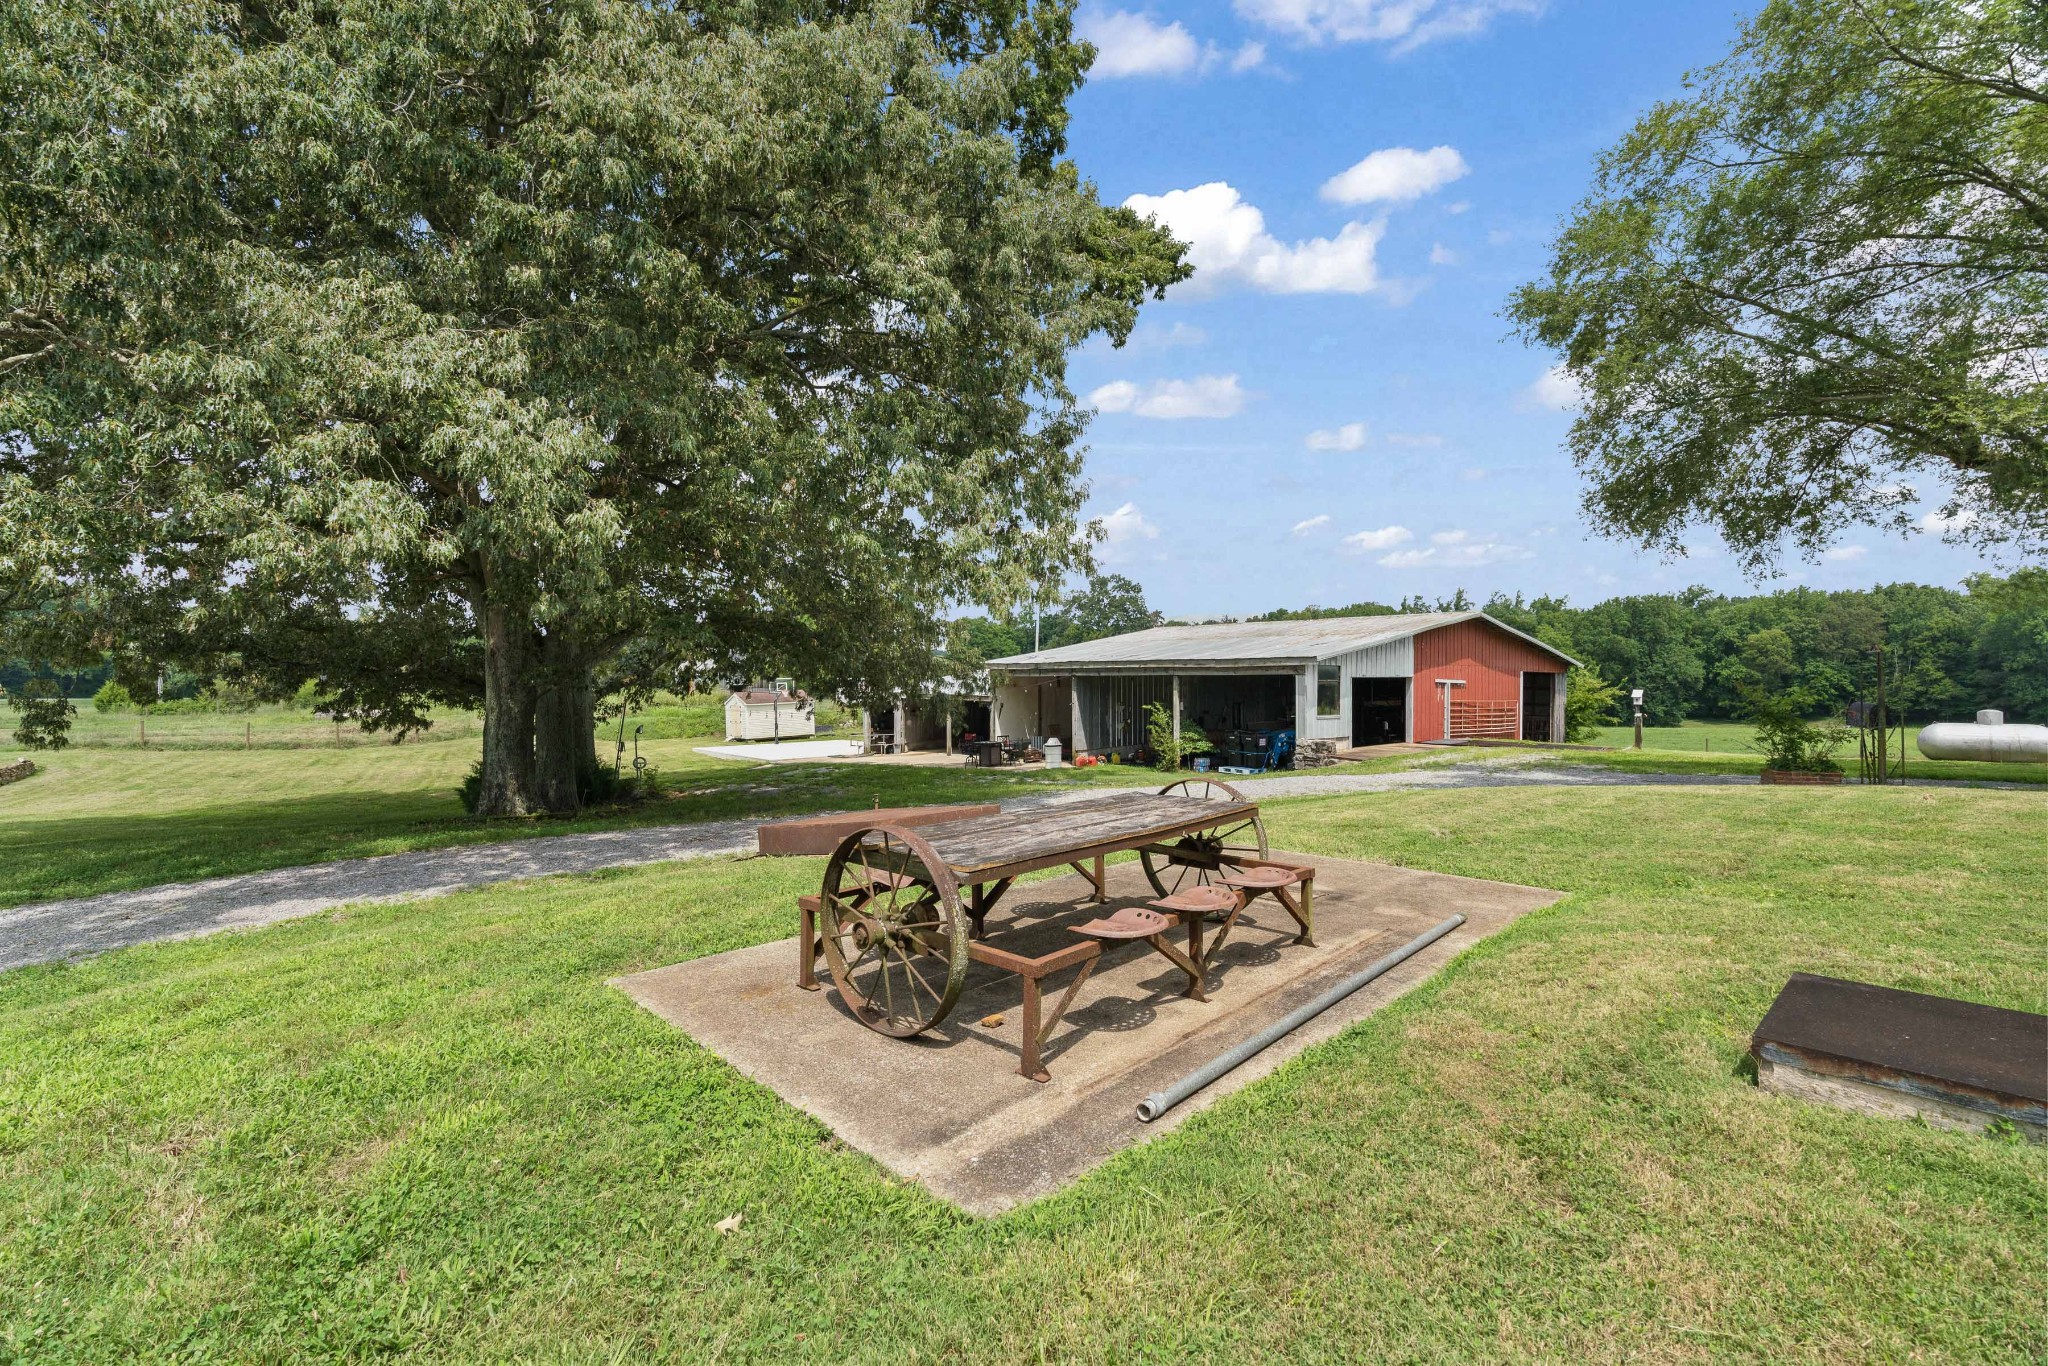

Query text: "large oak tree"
[0, 0, 1185, 812]
[1509, 0, 2046, 573]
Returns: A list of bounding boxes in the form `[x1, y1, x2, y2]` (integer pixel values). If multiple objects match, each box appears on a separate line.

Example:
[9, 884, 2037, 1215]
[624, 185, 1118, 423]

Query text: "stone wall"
[0, 758, 36, 786]
[1293, 738, 1342, 769]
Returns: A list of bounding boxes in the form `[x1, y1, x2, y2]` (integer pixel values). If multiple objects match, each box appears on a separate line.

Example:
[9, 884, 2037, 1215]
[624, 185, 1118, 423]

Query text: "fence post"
[246, 720, 252, 749]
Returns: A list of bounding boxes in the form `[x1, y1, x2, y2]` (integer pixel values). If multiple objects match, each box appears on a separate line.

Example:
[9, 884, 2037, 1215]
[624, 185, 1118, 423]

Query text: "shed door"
[1351, 678, 1406, 746]
[1521, 673, 1556, 742]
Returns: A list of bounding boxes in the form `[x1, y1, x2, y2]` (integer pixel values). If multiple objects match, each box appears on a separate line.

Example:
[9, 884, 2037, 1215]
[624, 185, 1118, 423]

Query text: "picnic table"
[798, 779, 1310, 1080]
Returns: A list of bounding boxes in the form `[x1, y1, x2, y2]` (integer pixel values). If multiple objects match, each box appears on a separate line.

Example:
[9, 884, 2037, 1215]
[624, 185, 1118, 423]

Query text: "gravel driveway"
[0, 760, 1757, 972]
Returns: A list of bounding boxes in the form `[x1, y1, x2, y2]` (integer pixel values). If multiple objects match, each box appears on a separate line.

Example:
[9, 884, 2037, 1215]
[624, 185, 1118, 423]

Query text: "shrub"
[1746, 691, 1853, 772]
[92, 680, 134, 713]
[1144, 701, 1213, 771]
[457, 760, 485, 815]
[7, 679, 75, 750]
[288, 679, 331, 711]
[1563, 664, 1623, 742]
[459, 759, 660, 816]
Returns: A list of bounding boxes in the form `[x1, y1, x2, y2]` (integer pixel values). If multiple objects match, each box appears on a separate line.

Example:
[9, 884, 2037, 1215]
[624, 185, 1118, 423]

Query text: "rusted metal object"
[798, 781, 1317, 1082]
[1752, 973, 2047, 1138]
[756, 803, 998, 857]
[1137, 778, 1268, 897]
[1217, 863, 1316, 947]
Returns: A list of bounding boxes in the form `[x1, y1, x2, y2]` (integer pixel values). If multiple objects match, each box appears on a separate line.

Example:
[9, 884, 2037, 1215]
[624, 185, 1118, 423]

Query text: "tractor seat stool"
[1216, 863, 1317, 947]
[1071, 907, 1207, 1001]
[1149, 884, 1247, 975]
[1217, 865, 1299, 891]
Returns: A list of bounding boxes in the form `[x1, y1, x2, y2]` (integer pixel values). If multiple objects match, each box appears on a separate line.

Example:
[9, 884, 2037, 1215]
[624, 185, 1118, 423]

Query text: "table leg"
[1092, 854, 1106, 903]
[1020, 976, 1049, 1082]
[798, 897, 820, 990]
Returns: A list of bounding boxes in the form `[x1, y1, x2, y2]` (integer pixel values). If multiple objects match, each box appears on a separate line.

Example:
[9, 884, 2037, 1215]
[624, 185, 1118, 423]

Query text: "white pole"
[1171, 675, 1181, 764]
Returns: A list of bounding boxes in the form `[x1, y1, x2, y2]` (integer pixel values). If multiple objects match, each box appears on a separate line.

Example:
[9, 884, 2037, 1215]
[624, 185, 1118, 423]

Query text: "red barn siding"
[1412, 620, 1567, 742]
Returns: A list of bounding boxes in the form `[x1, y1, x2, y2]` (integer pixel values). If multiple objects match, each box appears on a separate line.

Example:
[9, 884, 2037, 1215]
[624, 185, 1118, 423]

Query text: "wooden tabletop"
[913, 792, 1258, 880]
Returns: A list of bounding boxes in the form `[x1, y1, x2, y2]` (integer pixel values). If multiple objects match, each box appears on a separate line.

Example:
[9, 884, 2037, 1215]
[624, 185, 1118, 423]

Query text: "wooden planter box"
[1760, 768, 1844, 785]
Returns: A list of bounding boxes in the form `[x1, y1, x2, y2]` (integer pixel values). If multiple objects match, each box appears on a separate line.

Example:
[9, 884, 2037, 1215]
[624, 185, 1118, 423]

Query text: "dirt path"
[0, 762, 1755, 972]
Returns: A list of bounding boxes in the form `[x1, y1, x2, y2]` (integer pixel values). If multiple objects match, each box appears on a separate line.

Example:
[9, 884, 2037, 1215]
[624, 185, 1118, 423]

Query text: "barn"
[987, 612, 1576, 761]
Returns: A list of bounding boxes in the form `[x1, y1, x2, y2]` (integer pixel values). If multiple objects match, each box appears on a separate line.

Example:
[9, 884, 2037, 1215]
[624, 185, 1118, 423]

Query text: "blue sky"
[1054, 0, 2004, 617]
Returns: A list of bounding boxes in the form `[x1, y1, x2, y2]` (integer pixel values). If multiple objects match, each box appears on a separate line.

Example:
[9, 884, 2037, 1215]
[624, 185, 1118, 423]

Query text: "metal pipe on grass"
[1136, 913, 1467, 1123]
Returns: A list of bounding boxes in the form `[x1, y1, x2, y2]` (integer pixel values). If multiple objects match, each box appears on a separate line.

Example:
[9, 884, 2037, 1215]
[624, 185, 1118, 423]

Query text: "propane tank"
[1915, 710, 2048, 763]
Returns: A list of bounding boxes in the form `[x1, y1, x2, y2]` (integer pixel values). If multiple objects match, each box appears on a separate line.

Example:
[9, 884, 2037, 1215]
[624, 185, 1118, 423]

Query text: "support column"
[893, 702, 906, 754]
[1171, 675, 1181, 763]
[945, 708, 952, 756]
[1070, 679, 1083, 758]
[861, 707, 872, 753]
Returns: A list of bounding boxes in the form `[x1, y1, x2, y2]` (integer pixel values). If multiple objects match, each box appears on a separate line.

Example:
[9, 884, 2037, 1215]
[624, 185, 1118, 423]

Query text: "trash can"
[1043, 737, 1064, 768]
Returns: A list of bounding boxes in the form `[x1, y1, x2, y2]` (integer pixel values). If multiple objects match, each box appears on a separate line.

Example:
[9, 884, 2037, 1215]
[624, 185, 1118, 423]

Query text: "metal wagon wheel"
[1141, 777, 1269, 898]
[819, 824, 970, 1037]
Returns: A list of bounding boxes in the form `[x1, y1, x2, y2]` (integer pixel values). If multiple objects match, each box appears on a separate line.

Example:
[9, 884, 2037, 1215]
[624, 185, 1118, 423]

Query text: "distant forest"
[958, 570, 2047, 727]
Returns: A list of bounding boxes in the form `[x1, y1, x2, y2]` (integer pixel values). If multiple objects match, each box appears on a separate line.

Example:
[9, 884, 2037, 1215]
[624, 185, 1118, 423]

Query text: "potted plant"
[1747, 691, 1853, 785]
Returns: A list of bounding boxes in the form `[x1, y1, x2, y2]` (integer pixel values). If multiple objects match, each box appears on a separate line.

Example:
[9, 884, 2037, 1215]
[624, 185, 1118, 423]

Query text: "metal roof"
[989, 611, 1579, 670]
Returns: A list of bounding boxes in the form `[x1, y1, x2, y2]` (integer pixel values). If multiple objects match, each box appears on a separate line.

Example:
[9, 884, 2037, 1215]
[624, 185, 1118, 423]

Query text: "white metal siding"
[1299, 637, 1414, 742]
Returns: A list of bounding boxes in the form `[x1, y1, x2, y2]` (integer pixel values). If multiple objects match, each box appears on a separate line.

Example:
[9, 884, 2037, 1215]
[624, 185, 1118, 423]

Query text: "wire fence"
[53, 714, 485, 751]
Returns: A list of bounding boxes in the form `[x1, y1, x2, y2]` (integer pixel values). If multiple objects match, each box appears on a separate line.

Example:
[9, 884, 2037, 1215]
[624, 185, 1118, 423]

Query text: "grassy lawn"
[1580, 721, 2048, 785]
[0, 784, 2040, 1361]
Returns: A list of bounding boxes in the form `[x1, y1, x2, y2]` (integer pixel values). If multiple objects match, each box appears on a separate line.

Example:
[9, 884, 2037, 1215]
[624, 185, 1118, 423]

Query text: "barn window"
[1316, 662, 1341, 716]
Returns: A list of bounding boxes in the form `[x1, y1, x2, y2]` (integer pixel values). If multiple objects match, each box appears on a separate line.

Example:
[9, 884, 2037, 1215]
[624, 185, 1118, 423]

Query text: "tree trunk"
[534, 670, 598, 812]
[476, 604, 542, 817]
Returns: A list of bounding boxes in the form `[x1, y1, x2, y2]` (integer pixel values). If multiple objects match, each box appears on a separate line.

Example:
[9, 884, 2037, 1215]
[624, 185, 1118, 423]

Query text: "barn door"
[1521, 673, 1555, 742]
[1351, 678, 1406, 746]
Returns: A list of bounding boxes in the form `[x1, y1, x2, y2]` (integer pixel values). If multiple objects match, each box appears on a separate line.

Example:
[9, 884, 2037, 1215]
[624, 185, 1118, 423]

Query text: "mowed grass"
[1, 785, 2041, 1362]
[1579, 721, 2047, 785]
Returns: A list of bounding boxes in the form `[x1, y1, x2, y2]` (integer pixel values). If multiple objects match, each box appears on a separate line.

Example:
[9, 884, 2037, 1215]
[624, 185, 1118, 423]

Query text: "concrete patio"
[614, 852, 1564, 1214]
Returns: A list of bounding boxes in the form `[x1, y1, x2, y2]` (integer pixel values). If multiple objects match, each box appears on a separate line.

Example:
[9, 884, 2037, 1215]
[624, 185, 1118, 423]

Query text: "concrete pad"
[613, 854, 1563, 1214]
[699, 740, 865, 763]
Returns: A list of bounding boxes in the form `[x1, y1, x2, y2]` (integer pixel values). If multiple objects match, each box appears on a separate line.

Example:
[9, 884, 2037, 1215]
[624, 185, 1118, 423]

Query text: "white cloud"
[1089, 373, 1248, 419]
[1322, 146, 1470, 205]
[1822, 545, 1868, 562]
[1076, 12, 1273, 79]
[1486, 227, 1513, 245]
[1378, 529, 1532, 568]
[1343, 525, 1413, 552]
[1291, 514, 1332, 536]
[1098, 501, 1159, 545]
[1445, 200, 1471, 215]
[1305, 422, 1368, 451]
[1384, 431, 1444, 447]
[1123, 182, 1387, 296]
[1089, 379, 1141, 412]
[1129, 320, 1208, 351]
[1522, 364, 1583, 411]
[1428, 242, 1459, 266]
[1078, 9, 1203, 76]
[1920, 507, 1977, 534]
[1233, 0, 1543, 50]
